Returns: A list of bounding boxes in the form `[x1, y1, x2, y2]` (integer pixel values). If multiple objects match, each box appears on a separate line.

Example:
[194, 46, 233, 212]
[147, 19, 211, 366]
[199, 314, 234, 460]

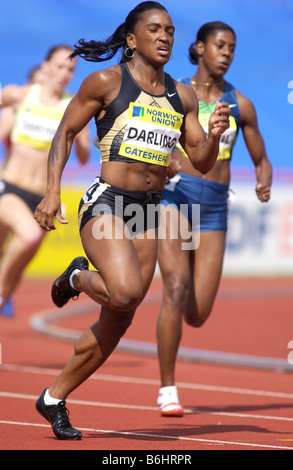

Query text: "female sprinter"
[156, 21, 272, 416]
[33, 4, 230, 440]
[0, 45, 90, 315]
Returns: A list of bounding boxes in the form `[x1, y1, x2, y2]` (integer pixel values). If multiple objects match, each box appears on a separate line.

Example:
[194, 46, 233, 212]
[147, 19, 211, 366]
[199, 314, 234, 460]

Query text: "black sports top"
[95, 62, 184, 167]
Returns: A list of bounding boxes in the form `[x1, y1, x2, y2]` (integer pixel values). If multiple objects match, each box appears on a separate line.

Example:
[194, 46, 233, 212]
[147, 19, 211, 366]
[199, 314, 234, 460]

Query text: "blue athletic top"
[178, 78, 241, 161]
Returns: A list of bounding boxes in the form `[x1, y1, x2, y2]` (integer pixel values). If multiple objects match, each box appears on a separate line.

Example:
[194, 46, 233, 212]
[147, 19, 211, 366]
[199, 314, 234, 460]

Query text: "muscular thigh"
[0, 193, 43, 237]
[158, 205, 192, 289]
[80, 214, 158, 295]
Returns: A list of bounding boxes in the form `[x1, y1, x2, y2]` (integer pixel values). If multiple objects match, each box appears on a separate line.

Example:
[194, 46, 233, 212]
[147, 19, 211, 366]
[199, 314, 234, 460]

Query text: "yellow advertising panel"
[26, 185, 88, 278]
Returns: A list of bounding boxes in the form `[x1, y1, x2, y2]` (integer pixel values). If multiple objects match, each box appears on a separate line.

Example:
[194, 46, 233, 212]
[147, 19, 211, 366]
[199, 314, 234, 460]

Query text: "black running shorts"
[0, 179, 43, 213]
[78, 176, 163, 236]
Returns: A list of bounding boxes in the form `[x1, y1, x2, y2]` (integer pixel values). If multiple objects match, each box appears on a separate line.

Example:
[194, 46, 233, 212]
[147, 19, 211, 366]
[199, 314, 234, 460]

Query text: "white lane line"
[1, 363, 293, 400]
[29, 301, 293, 373]
[0, 419, 292, 450]
[1, 391, 293, 423]
[0, 391, 157, 412]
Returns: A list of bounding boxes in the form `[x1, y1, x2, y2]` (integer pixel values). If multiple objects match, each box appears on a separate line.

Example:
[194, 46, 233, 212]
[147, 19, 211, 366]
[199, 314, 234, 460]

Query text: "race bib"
[199, 113, 238, 161]
[119, 103, 183, 166]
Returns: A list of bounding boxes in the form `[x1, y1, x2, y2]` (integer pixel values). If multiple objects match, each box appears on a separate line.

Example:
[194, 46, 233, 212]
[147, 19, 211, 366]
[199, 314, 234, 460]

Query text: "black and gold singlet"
[95, 62, 184, 168]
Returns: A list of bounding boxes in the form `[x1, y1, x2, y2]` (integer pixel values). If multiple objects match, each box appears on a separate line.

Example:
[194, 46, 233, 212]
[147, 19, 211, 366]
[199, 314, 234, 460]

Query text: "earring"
[124, 47, 134, 59]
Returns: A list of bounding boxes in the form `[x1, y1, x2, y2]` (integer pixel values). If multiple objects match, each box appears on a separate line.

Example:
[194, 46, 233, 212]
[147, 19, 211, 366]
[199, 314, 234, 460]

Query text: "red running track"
[1, 276, 293, 451]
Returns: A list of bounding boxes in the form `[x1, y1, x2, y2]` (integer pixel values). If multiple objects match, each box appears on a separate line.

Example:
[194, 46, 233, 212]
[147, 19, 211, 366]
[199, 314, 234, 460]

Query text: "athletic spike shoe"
[51, 256, 89, 308]
[36, 389, 82, 440]
[160, 402, 184, 417]
[157, 385, 184, 417]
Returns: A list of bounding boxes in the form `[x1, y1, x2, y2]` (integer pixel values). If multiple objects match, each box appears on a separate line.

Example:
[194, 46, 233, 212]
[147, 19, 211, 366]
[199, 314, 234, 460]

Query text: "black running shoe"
[36, 389, 82, 440]
[51, 256, 89, 308]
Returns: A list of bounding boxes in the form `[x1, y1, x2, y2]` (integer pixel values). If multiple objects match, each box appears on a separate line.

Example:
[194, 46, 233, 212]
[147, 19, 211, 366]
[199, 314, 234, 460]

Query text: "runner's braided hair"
[70, 2, 168, 63]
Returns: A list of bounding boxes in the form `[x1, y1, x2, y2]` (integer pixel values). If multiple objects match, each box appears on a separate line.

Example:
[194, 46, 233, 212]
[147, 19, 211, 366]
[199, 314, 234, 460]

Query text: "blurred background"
[1, 0, 293, 277]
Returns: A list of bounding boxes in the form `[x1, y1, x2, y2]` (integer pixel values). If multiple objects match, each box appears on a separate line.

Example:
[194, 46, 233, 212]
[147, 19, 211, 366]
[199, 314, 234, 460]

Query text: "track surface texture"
[1, 277, 293, 452]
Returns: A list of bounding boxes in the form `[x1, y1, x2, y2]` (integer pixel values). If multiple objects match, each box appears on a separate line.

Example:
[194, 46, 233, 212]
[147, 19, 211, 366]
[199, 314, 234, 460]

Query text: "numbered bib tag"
[119, 103, 183, 167]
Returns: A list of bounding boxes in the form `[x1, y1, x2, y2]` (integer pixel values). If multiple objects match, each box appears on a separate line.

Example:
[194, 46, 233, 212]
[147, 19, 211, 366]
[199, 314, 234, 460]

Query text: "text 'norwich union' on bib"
[119, 102, 183, 167]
